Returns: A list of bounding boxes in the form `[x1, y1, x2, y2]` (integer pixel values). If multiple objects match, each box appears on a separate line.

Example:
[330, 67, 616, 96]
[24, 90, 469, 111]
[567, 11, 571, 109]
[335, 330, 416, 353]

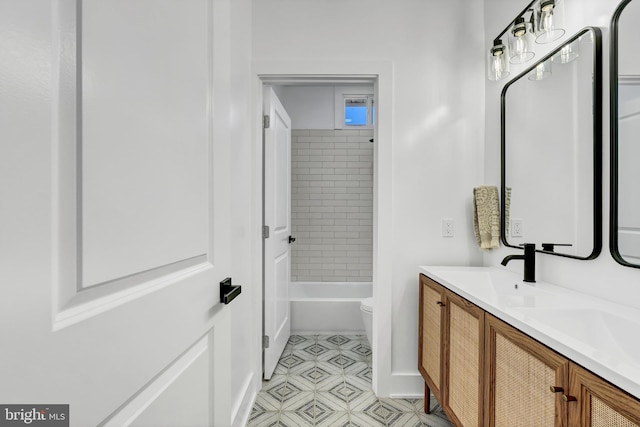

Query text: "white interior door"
[263, 87, 292, 379]
[0, 1, 233, 426]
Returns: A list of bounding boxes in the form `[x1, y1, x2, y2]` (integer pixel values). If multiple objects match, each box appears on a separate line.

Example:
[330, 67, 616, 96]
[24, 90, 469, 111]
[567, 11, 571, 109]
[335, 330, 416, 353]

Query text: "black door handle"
[288, 235, 296, 244]
[220, 277, 241, 304]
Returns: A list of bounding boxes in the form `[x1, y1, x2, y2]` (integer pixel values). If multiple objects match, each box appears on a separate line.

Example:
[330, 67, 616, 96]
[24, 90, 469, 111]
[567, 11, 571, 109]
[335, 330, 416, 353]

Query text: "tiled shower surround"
[291, 129, 373, 282]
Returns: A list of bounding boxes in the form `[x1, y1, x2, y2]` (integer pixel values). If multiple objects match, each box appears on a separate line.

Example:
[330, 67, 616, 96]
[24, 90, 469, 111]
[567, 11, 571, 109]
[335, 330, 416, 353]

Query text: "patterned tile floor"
[247, 334, 452, 427]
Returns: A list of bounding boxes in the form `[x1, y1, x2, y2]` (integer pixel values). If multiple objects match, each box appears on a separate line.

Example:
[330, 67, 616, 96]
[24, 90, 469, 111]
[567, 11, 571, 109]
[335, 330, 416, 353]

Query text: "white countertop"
[419, 265, 640, 399]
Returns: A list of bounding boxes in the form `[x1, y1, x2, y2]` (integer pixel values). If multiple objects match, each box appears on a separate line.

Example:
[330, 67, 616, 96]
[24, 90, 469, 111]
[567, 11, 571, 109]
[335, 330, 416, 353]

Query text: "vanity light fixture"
[488, 39, 510, 81]
[487, 0, 536, 81]
[535, 0, 565, 44]
[487, 0, 569, 81]
[528, 59, 552, 81]
[509, 17, 535, 64]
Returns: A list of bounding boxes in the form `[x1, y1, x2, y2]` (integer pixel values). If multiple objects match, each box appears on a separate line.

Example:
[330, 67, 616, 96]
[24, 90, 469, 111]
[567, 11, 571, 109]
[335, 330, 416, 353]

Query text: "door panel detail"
[52, 0, 216, 329]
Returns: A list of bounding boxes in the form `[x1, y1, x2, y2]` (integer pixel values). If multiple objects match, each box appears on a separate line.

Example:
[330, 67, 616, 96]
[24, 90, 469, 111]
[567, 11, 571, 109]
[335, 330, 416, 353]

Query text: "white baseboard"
[291, 329, 366, 336]
[231, 373, 258, 427]
[389, 372, 424, 399]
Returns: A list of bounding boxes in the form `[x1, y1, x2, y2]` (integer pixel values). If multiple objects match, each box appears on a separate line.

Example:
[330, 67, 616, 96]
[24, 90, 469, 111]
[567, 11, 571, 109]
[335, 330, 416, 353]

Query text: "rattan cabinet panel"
[485, 314, 568, 427]
[419, 274, 445, 408]
[445, 292, 484, 427]
[568, 363, 640, 427]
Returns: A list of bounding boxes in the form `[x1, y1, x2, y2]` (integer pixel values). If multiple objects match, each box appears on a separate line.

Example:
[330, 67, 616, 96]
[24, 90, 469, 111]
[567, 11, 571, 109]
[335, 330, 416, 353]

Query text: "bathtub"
[289, 282, 373, 335]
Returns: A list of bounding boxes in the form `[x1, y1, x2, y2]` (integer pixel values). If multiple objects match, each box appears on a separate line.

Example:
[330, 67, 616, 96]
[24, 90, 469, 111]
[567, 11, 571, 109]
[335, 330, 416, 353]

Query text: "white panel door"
[263, 87, 292, 379]
[0, 1, 233, 426]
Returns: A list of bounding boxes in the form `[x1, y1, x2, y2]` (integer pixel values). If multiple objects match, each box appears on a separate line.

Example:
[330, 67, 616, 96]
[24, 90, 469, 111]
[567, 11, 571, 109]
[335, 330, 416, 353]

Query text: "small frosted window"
[344, 96, 373, 127]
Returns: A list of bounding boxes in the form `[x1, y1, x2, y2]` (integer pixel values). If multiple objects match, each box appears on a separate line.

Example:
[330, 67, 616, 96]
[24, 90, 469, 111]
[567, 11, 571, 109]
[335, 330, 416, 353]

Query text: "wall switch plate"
[442, 219, 454, 237]
[511, 219, 523, 237]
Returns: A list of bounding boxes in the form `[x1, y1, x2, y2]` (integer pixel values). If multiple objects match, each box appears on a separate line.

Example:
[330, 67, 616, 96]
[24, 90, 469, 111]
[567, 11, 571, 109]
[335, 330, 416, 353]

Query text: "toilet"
[360, 297, 374, 346]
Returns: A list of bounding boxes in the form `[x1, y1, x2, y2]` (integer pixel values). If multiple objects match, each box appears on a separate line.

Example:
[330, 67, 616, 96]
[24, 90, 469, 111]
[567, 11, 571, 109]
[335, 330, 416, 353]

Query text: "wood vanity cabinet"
[419, 273, 640, 427]
[485, 314, 568, 427]
[568, 363, 640, 427]
[485, 316, 640, 427]
[419, 274, 485, 427]
[418, 274, 445, 407]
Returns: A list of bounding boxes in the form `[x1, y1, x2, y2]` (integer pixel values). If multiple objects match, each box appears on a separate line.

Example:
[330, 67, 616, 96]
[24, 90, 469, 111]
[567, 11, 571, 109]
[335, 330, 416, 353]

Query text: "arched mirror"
[611, 0, 640, 267]
[501, 27, 602, 259]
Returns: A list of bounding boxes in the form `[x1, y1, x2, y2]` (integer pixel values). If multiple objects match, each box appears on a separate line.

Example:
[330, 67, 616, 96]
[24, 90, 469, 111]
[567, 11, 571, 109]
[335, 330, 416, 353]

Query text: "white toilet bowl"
[360, 297, 373, 346]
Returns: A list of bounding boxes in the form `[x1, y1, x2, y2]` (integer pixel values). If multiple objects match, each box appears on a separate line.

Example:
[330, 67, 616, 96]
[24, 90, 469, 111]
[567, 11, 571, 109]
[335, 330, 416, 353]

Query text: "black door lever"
[288, 235, 296, 244]
[220, 277, 241, 304]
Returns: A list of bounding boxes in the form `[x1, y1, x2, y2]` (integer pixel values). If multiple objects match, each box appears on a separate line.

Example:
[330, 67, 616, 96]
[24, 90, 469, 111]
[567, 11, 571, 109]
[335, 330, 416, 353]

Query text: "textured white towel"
[473, 186, 500, 250]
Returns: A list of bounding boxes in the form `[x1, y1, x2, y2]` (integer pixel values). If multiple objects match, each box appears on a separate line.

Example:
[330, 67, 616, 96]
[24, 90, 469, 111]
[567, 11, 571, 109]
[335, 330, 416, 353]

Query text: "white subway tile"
[321, 136, 349, 143]
[334, 129, 361, 137]
[297, 136, 323, 143]
[309, 130, 336, 136]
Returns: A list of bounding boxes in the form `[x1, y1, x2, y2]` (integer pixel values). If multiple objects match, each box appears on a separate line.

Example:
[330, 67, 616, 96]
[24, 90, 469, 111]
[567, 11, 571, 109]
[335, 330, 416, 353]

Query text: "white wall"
[282, 86, 335, 129]
[484, 0, 640, 310]
[253, 0, 486, 396]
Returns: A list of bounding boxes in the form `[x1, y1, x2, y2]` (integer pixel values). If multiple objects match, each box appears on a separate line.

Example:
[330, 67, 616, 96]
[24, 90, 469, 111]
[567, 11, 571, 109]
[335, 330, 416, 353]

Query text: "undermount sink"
[513, 307, 640, 362]
[426, 267, 551, 297]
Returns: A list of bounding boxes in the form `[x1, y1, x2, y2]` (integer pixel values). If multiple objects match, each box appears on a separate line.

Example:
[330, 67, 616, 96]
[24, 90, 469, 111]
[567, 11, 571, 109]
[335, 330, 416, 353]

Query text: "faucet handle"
[518, 243, 536, 249]
[541, 243, 572, 252]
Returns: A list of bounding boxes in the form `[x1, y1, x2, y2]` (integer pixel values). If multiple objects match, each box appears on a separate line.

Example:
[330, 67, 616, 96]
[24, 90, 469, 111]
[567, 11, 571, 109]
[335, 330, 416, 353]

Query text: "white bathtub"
[289, 282, 373, 335]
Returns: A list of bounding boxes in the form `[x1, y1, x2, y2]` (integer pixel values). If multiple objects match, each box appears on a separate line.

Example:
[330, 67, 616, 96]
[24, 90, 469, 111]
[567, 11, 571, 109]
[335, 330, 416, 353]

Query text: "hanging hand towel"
[504, 186, 511, 238]
[473, 186, 500, 249]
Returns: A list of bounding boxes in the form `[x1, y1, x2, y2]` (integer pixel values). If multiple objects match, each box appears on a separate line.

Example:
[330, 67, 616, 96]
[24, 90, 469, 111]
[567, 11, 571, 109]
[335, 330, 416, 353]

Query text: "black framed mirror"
[501, 27, 602, 260]
[611, 0, 640, 268]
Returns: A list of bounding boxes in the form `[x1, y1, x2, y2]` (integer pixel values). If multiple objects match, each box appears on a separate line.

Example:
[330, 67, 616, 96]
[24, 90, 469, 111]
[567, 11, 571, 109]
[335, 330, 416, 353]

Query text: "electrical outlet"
[442, 219, 454, 237]
[511, 219, 523, 237]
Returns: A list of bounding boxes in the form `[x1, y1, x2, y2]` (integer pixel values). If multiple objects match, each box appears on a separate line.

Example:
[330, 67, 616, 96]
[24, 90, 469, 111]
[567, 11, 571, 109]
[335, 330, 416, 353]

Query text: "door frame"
[251, 60, 393, 396]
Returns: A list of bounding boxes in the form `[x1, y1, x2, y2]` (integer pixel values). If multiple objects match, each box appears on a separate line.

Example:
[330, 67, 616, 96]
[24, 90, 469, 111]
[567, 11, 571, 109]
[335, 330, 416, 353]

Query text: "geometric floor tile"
[247, 334, 452, 427]
[361, 399, 405, 425]
[325, 382, 352, 405]
[300, 365, 332, 384]
[353, 365, 373, 383]
[302, 342, 331, 357]
[328, 380, 360, 403]
[351, 343, 372, 357]
[328, 354, 357, 369]
[349, 410, 387, 427]
[326, 335, 351, 346]
[266, 380, 302, 402]
[288, 335, 310, 346]
[278, 353, 305, 369]
[292, 399, 315, 425]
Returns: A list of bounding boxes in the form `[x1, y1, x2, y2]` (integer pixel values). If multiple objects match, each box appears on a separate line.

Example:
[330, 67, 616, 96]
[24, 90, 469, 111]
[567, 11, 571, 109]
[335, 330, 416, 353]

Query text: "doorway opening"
[260, 75, 379, 385]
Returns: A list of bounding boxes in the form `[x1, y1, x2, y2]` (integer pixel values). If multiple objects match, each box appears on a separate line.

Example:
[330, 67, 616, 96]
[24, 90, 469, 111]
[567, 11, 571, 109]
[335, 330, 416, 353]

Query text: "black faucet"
[501, 243, 536, 283]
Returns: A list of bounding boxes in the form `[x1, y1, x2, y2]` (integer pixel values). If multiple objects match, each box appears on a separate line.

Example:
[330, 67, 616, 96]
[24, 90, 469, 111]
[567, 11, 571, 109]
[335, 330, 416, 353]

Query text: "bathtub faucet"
[501, 243, 536, 283]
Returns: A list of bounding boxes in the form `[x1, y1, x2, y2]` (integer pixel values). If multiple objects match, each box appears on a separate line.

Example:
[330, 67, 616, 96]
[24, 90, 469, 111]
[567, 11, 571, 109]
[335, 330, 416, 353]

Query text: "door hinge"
[263, 115, 270, 129]
[263, 335, 270, 349]
[263, 225, 270, 239]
